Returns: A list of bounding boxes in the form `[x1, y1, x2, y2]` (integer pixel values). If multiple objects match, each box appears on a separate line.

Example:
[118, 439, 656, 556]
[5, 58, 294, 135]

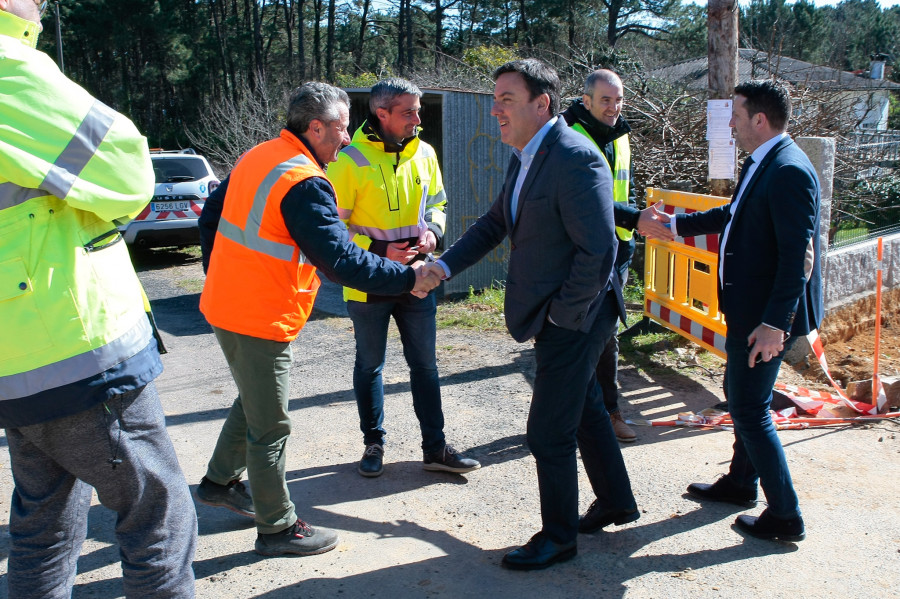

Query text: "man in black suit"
[662, 80, 822, 542]
[430, 59, 638, 570]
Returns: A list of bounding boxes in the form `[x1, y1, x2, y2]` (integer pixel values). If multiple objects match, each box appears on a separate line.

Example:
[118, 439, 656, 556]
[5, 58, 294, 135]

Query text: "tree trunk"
[297, 0, 306, 81]
[354, 0, 371, 75]
[326, 0, 336, 82]
[434, 0, 443, 73]
[568, 0, 575, 51]
[607, 2, 620, 47]
[250, 0, 265, 92]
[405, 0, 413, 72]
[398, 0, 407, 75]
[519, 0, 529, 47]
[282, 0, 294, 80]
[708, 0, 739, 196]
[314, 0, 322, 79]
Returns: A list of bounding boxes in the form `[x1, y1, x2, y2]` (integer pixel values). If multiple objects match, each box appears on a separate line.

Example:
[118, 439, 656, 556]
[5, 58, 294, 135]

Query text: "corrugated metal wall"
[439, 91, 512, 297]
[342, 87, 512, 298]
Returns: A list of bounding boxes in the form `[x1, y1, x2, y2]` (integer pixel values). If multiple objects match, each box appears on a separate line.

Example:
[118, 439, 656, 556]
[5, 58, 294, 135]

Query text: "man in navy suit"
[663, 80, 822, 542]
[430, 59, 638, 570]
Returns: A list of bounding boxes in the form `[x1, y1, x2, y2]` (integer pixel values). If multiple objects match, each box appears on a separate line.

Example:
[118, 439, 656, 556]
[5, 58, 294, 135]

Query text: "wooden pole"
[707, 0, 739, 197]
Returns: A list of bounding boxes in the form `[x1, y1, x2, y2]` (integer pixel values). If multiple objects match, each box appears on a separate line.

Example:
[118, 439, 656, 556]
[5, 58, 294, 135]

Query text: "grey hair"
[369, 78, 422, 113]
[584, 69, 623, 96]
[286, 82, 350, 133]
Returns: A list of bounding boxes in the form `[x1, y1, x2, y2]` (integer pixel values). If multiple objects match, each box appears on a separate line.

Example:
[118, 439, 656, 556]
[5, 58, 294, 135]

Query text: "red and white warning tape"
[798, 330, 880, 415]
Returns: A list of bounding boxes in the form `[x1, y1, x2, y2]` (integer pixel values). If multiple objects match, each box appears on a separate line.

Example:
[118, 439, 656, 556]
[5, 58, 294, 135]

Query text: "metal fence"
[830, 131, 900, 249]
[838, 131, 900, 164]
[830, 206, 900, 248]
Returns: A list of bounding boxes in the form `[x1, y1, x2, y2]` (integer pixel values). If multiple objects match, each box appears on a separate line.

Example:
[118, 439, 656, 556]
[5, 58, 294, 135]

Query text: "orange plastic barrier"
[643, 188, 730, 359]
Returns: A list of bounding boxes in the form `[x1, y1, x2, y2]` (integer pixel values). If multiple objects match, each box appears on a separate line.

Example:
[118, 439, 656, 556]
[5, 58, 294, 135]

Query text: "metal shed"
[343, 87, 512, 297]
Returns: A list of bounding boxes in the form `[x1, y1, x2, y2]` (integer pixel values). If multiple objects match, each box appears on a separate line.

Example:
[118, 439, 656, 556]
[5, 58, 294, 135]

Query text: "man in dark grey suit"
[431, 59, 638, 570]
[663, 80, 822, 542]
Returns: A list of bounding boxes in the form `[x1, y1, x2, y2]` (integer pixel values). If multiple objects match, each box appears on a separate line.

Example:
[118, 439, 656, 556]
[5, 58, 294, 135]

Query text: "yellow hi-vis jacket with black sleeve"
[570, 123, 633, 241]
[0, 10, 160, 427]
[329, 122, 447, 302]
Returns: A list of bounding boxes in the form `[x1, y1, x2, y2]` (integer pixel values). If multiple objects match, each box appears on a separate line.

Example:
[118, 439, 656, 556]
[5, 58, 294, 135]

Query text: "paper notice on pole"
[706, 99, 733, 140]
[708, 138, 736, 180]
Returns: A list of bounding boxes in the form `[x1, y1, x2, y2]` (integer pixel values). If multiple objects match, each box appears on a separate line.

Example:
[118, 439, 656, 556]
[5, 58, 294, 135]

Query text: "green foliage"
[623, 268, 645, 306]
[436, 282, 506, 331]
[32, 0, 900, 157]
[889, 93, 900, 130]
[831, 173, 900, 246]
[334, 72, 382, 88]
[461, 45, 521, 75]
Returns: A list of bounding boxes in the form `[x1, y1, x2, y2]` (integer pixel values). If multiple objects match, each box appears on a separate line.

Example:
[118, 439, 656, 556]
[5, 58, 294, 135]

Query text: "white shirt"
[510, 116, 558, 224]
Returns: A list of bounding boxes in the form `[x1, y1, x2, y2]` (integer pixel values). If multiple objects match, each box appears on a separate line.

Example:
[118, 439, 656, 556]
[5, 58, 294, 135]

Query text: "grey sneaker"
[255, 519, 340, 556]
[196, 477, 255, 517]
[358, 443, 384, 478]
[423, 444, 481, 474]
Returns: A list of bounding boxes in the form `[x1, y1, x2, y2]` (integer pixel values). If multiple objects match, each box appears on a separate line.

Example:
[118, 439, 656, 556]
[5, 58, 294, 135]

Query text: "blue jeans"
[724, 332, 800, 520]
[347, 294, 445, 454]
[530, 289, 637, 544]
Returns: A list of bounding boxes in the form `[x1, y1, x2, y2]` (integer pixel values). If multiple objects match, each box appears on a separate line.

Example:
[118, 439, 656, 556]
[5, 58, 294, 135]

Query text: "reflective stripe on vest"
[0, 100, 115, 211]
[217, 154, 311, 263]
[341, 145, 369, 167]
[0, 316, 152, 401]
[570, 123, 633, 241]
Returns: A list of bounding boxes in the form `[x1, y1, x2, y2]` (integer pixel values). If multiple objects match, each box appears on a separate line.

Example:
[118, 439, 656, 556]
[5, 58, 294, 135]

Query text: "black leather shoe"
[501, 533, 577, 571]
[579, 500, 640, 534]
[687, 476, 757, 508]
[735, 509, 805, 542]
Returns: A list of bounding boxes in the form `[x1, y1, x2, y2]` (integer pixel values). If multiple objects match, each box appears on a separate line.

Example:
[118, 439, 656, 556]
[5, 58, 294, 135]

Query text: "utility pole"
[707, 0, 738, 197]
[54, 2, 64, 75]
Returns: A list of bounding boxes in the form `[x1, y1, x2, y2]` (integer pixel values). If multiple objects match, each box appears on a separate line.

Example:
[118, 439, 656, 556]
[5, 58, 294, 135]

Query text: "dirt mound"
[811, 287, 899, 388]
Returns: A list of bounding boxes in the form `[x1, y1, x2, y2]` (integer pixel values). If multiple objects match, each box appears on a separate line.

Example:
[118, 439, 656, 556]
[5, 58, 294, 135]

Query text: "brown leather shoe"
[610, 411, 636, 443]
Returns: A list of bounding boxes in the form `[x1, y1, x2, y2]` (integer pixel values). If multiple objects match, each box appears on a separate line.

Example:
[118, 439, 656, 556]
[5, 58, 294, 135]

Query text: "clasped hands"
[411, 262, 445, 298]
[385, 230, 442, 298]
[386, 230, 437, 263]
[636, 201, 675, 241]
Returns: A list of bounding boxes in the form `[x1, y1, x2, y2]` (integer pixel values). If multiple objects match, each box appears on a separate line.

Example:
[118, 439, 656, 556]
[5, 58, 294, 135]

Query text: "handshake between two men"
[407, 200, 674, 299]
[410, 261, 446, 298]
[636, 201, 675, 241]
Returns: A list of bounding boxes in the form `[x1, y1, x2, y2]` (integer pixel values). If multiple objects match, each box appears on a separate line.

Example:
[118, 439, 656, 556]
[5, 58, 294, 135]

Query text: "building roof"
[650, 49, 900, 91]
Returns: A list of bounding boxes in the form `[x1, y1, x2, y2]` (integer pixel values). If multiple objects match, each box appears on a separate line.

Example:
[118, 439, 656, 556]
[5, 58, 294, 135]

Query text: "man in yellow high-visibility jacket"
[330, 79, 480, 478]
[561, 69, 672, 447]
[0, 2, 196, 595]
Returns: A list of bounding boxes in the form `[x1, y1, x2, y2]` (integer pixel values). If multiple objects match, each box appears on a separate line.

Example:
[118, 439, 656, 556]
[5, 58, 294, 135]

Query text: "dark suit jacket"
[676, 136, 823, 338]
[441, 119, 625, 342]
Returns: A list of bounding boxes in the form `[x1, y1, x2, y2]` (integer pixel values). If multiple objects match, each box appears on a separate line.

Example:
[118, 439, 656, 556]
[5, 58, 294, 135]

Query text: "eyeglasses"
[37, 1, 49, 18]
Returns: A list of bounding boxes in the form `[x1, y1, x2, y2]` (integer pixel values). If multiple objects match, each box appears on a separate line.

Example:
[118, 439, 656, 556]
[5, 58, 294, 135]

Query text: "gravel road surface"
[1, 250, 898, 598]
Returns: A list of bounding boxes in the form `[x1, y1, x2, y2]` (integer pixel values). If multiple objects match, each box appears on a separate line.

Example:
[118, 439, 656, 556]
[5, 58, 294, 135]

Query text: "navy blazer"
[676, 136, 823, 338]
[441, 119, 625, 342]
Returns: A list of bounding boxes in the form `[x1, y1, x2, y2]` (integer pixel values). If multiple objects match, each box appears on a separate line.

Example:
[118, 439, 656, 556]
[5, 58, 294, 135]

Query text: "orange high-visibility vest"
[200, 129, 325, 342]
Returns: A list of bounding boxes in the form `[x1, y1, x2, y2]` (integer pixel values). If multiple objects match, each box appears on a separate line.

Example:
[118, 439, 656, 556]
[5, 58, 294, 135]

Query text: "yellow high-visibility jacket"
[570, 123, 633, 241]
[330, 122, 447, 302]
[0, 10, 159, 427]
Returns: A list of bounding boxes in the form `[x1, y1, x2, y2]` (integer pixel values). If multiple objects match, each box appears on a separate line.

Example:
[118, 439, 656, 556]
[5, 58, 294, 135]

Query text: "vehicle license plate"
[151, 201, 191, 212]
